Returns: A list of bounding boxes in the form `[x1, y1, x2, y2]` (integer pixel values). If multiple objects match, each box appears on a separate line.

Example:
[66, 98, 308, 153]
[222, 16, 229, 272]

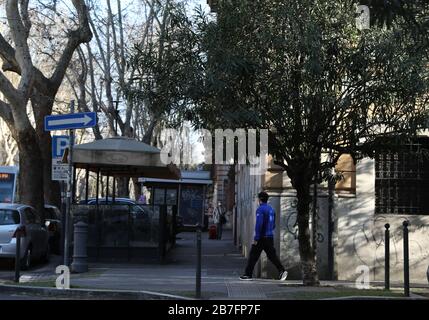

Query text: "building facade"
[235, 150, 429, 283]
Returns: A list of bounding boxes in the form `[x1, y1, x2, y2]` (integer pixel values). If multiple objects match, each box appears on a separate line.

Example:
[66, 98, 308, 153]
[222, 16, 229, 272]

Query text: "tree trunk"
[296, 179, 320, 286]
[32, 93, 61, 208]
[39, 129, 61, 207]
[328, 175, 337, 280]
[16, 127, 45, 219]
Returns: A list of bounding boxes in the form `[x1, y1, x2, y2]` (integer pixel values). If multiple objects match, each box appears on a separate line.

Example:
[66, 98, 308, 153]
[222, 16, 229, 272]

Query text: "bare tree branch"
[50, 0, 92, 89]
[18, 0, 31, 36]
[0, 71, 21, 106]
[0, 99, 14, 125]
[6, 0, 34, 96]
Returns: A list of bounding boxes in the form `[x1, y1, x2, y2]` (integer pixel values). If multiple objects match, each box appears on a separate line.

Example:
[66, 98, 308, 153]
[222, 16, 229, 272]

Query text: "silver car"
[0, 203, 49, 270]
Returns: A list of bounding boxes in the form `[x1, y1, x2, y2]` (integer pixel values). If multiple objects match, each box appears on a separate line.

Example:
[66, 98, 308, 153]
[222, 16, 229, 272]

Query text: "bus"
[0, 166, 18, 203]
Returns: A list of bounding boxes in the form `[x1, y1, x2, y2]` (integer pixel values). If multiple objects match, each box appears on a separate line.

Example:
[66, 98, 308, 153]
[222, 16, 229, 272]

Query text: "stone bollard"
[71, 221, 88, 273]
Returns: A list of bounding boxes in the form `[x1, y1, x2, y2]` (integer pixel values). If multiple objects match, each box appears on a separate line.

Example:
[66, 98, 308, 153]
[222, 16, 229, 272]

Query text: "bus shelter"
[70, 137, 180, 262]
[139, 171, 212, 232]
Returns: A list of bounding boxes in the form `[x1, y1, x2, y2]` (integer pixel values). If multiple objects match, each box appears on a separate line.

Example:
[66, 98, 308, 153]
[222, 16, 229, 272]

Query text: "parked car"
[79, 197, 151, 223]
[0, 203, 49, 270]
[78, 197, 183, 233]
[43, 205, 62, 255]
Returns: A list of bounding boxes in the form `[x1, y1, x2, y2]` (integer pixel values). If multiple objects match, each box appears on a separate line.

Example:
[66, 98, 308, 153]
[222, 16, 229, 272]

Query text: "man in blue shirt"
[240, 192, 288, 281]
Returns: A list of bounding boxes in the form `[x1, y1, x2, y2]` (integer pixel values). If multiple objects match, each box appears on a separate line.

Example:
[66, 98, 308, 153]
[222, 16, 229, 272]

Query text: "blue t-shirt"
[254, 203, 275, 241]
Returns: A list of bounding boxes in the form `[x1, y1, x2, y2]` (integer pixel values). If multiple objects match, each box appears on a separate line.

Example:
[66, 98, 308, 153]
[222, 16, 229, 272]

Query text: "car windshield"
[0, 209, 20, 225]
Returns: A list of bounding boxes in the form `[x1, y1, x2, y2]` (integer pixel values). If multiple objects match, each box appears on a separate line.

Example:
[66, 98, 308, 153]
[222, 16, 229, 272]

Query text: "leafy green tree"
[188, 0, 429, 285]
[360, 0, 429, 30]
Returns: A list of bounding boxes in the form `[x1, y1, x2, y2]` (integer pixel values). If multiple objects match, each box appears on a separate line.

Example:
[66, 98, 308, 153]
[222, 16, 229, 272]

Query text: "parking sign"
[52, 136, 70, 181]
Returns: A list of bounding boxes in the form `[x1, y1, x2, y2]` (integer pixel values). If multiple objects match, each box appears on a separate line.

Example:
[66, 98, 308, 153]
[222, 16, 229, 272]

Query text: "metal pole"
[85, 166, 89, 203]
[72, 166, 77, 203]
[196, 224, 202, 299]
[14, 229, 21, 283]
[202, 185, 207, 230]
[60, 181, 65, 258]
[106, 176, 109, 202]
[96, 169, 100, 205]
[112, 177, 116, 202]
[403, 221, 410, 297]
[385, 223, 390, 290]
[64, 100, 75, 267]
[158, 205, 166, 262]
[328, 178, 335, 280]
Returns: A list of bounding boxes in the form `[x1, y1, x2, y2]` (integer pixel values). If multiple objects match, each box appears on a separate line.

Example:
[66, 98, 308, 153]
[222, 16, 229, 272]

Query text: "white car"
[0, 203, 49, 270]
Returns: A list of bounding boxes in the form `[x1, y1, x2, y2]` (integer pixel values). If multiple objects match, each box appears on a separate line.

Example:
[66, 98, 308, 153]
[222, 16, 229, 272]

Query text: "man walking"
[240, 192, 288, 281]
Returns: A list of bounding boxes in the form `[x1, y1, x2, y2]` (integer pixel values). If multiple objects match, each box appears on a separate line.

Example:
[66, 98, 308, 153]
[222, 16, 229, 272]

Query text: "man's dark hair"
[258, 191, 269, 203]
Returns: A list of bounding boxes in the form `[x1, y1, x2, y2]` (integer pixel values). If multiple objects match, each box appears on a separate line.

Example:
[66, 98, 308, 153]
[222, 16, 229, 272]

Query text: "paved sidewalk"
[72, 230, 247, 298]
[1, 230, 428, 299]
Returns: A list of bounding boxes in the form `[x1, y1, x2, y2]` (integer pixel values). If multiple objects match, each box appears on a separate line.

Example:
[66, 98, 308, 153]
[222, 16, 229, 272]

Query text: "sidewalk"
[1, 230, 428, 300]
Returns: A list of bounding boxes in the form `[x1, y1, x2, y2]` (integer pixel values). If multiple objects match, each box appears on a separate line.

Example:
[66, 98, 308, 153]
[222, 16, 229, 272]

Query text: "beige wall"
[336, 158, 429, 283]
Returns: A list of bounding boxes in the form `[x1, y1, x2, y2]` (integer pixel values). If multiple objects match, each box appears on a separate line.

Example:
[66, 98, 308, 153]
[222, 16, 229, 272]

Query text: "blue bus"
[0, 166, 18, 203]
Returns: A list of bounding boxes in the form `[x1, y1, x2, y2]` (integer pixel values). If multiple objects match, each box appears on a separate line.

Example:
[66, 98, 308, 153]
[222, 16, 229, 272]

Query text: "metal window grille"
[375, 139, 429, 215]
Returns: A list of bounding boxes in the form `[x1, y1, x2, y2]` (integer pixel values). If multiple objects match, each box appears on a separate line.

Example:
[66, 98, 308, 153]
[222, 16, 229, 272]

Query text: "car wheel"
[20, 246, 32, 270]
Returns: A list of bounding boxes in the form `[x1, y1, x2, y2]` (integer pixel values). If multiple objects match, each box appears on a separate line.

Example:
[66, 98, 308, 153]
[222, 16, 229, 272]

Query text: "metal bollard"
[426, 264, 429, 285]
[403, 220, 410, 297]
[196, 224, 202, 299]
[384, 223, 390, 290]
[71, 221, 88, 273]
[14, 228, 21, 283]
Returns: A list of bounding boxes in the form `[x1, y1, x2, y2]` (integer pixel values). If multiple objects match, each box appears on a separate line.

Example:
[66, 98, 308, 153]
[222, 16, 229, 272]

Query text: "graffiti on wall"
[283, 198, 325, 243]
[352, 215, 429, 269]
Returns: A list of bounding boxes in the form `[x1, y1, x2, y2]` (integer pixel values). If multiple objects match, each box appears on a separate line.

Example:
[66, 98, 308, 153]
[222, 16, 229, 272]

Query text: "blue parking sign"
[52, 136, 70, 158]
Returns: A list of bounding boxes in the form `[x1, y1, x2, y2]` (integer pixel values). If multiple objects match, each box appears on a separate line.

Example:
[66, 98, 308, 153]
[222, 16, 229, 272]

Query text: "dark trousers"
[245, 237, 284, 276]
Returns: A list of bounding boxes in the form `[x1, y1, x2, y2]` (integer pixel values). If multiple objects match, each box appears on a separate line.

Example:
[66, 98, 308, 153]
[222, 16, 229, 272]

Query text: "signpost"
[45, 105, 97, 266]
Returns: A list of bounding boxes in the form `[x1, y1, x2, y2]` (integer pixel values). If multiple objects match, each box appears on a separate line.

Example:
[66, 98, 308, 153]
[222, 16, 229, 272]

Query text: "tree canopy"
[185, 0, 429, 285]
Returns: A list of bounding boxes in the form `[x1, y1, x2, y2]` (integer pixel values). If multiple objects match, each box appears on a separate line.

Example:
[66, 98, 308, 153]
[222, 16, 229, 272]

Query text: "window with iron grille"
[375, 138, 429, 215]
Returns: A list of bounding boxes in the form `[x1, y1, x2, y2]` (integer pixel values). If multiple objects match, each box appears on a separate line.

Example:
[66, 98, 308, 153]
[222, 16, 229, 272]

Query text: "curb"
[0, 283, 193, 300]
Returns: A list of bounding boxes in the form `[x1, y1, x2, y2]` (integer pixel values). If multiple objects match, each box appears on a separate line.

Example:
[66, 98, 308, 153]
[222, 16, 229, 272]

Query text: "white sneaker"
[279, 271, 288, 281]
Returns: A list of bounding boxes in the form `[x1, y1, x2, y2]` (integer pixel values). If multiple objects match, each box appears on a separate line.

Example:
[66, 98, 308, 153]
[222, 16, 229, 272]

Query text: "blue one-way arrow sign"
[45, 112, 97, 131]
